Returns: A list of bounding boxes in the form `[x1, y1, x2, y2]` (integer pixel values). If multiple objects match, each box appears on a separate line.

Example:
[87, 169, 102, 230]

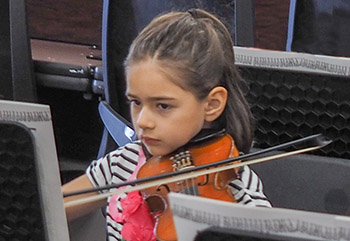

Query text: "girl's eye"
[128, 99, 141, 106]
[158, 103, 170, 110]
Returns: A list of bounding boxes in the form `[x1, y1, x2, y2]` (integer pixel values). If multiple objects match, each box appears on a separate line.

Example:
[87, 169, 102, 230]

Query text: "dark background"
[26, 0, 290, 50]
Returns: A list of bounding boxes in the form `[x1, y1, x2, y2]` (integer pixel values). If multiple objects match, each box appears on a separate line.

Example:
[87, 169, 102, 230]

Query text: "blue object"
[98, 100, 136, 147]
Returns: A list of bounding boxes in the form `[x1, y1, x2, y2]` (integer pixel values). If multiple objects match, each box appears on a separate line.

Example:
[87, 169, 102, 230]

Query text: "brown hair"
[124, 9, 254, 153]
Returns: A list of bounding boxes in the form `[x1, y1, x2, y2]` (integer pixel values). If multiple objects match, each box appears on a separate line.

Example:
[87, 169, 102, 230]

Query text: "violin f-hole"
[156, 184, 171, 193]
[214, 170, 237, 190]
[197, 174, 209, 186]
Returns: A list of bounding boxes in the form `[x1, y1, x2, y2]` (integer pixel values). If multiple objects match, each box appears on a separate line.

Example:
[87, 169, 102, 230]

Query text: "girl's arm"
[62, 174, 107, 221]
[229, 165, 272, 207]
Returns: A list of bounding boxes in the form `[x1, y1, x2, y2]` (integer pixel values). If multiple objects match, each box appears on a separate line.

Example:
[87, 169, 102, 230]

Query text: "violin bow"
[64, 133, 331, 208]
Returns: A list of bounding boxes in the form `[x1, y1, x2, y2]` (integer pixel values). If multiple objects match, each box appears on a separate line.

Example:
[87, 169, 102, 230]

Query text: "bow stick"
[64, 133, 331, 208]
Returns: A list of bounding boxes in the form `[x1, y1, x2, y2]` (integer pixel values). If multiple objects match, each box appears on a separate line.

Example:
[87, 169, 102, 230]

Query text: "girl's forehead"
[127, 59, 176, 75]
[127, 61, 178, 89]
[126, 59, 189, 90]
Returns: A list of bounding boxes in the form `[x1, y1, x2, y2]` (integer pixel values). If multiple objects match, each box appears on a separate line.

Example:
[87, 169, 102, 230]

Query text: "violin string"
[186, 151, 198, 196]
[64, 145, 320, 208]
[191, 178, 196, 196]
[180, 152, 188, 195]
[187, 173, 192, 195]
[184, 179, 189, 195]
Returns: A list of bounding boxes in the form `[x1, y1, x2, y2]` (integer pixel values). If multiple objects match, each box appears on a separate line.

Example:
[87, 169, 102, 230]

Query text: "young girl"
[63, 8, 271, 241]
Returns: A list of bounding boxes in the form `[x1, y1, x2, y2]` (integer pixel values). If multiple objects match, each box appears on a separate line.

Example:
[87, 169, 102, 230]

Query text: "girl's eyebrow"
[126, 93, 176, 101]
[149, 96, 176, 101]
[125, 92, 136, 98]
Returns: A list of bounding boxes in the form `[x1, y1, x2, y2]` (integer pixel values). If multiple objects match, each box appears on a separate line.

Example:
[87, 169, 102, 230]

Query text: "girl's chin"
[145, 146, 174, 157]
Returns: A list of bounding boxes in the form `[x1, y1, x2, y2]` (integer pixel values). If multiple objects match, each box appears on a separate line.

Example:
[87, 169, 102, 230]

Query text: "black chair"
[286, 0, 350, 57]
[195, 226, 314, 241]
[0, 120, 69, 241]
[0, 0, 37, 102]
[251, 151, 350, 216]
[0, 121, 44, 240]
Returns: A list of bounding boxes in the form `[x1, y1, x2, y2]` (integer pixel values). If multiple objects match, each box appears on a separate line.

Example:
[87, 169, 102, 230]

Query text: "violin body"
[137, 133, 240, 241]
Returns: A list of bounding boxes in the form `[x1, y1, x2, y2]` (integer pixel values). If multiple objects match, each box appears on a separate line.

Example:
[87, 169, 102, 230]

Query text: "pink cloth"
[108, 147, 147, 222]
[120, 191, 156, 241]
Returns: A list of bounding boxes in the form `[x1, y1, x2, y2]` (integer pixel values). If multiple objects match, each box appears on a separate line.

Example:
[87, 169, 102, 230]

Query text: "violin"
[63, 133, 330, 241]
[138, 133, 239, 241]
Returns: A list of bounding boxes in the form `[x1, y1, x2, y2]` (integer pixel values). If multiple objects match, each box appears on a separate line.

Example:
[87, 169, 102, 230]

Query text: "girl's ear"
[204, 86, 228, 122]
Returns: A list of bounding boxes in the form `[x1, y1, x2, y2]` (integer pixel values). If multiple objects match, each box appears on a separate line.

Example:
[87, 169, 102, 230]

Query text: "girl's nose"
[136, 108, 155, 129]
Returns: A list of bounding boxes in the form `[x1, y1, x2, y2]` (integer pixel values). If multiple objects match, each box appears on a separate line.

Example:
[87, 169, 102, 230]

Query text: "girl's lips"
[142, 136, 160, 145]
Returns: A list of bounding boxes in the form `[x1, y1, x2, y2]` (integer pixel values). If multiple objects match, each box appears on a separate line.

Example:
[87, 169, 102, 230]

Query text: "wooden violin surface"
[137, 133, 240, 241]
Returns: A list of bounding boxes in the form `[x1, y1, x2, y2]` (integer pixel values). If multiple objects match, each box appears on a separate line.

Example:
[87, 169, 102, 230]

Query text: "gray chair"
[251, 152, 350, 216]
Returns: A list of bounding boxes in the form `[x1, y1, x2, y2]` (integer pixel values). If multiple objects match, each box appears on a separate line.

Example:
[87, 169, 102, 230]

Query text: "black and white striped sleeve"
[85, 142, 141, 193]
[86, 149, 120, 192]
[228, 165, 272, 207]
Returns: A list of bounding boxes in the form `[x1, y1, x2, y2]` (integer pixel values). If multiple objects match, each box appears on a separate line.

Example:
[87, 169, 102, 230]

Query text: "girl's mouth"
[142, 136, 160, 146]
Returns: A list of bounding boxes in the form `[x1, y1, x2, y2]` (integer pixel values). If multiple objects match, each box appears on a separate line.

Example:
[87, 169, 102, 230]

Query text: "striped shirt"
[86, 141, 271, 241]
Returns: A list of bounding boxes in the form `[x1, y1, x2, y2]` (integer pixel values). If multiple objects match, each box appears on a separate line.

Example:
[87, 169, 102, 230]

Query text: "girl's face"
[126, 60, 208, 156]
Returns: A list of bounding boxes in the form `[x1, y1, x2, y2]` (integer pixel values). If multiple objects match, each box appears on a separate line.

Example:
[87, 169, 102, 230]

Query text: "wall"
[26, 0, 290, 50]
[27, 0, 103, 46]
